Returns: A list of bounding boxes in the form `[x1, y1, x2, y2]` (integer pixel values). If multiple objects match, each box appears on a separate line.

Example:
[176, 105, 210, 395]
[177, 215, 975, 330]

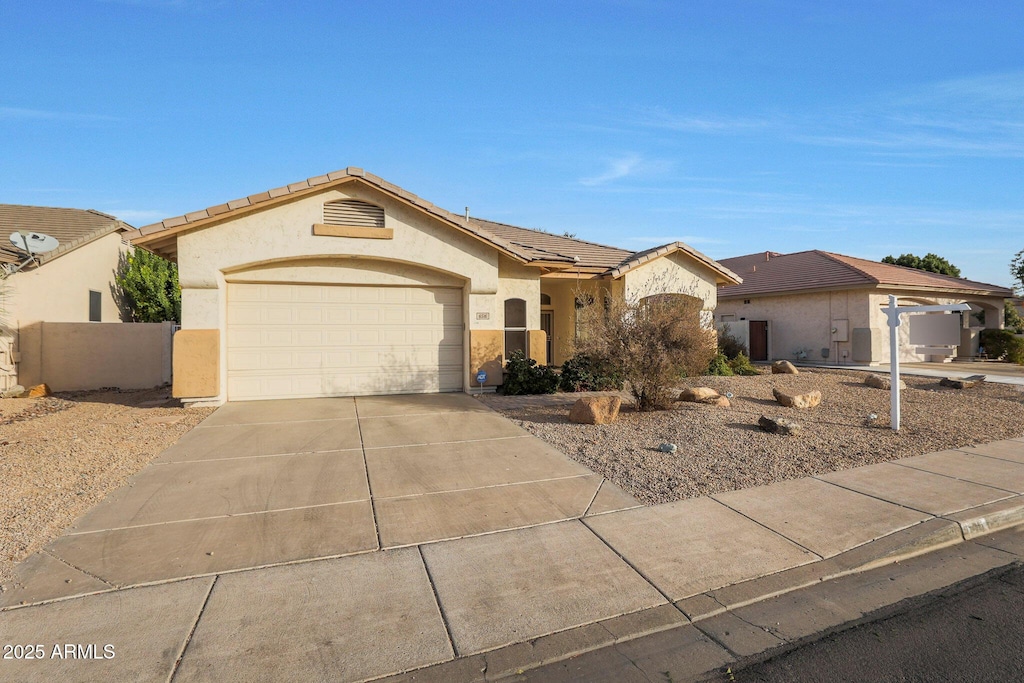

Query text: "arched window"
[540, 293, 552, 306]
[504, 298, 527, 357]
[323, 199, 385, 227]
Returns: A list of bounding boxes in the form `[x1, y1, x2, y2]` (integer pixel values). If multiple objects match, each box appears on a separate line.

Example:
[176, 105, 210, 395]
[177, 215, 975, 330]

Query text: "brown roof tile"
[124, 168, 736, 281]
[719, 250, 1011, 298]
[0, 204, 128, 267]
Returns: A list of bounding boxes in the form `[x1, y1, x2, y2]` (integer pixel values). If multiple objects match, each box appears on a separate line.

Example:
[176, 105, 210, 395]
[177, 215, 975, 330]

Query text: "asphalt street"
[721, 562, 1024, 683]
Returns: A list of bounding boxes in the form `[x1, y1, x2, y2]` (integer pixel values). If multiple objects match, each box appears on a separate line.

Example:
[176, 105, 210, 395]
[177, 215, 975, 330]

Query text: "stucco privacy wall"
[175, 184, 507, 402]
[17, 321, 173, 391]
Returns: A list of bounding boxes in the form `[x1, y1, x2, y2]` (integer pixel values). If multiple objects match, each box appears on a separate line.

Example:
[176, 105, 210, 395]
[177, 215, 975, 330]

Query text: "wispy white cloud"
[579, 154, 664, 186]
[0, 106, 121, 123]
[636, 107, 772, 133]
[795, 71, 1024, 158]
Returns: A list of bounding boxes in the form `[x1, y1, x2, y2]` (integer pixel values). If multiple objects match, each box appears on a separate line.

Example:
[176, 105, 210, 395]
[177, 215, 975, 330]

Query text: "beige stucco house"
[0, 205, 131, 391]
[126, 167, 740, 405]
[716, 250, 1013, 365]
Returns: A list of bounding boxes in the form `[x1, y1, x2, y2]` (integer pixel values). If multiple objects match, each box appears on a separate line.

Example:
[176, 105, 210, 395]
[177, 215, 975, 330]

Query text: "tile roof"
[718, 250, 1012, 298]
[124, 167, 740, 282]
[466, 217, 633, 269]
[0, 204, 128, 268]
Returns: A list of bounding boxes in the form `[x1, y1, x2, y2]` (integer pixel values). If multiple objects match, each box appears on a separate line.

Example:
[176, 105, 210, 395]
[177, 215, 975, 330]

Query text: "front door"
[540, 311, 554, 365]
[749, 320, 769, 361]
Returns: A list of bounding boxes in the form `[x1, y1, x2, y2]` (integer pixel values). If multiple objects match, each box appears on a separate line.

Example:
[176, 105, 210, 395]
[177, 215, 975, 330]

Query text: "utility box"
[831, 319, 849, 343]
[852, 327, 873, 362]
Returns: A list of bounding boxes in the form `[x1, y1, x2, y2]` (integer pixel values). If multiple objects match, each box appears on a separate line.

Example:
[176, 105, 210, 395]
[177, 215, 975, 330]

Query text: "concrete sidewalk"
[1, 396, 1023, 683]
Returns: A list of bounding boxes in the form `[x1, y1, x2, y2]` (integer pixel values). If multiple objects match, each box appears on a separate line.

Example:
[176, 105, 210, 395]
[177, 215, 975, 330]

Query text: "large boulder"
[1, 385, 25, 399]
[771, 360, 799, 374]
[569, 396, 622, 425]
[864, 374, 905, 390]
[758, 415, 802, 436]
[26, 384, 51, 398]
[772, 388, 821, 409]
[678, 387, 721, 403]
[939, 377, 978, 390]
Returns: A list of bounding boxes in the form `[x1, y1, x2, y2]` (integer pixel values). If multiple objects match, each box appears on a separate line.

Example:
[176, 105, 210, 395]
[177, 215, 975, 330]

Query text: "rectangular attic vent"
[323, 200, 385, 228]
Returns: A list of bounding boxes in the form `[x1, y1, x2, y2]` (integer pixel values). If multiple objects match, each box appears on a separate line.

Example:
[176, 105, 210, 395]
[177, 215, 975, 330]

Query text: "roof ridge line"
[471, 216, 632, 254]
[816, 250, 882, 284]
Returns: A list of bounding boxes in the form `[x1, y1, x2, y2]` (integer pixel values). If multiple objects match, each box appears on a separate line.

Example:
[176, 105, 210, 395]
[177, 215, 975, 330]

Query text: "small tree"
[881, 253, 961, 278]
[572, 292, 716, 411]
[1012, 249, 1024, 292]
[1006, 300, 1024, 334]
[114, 248, 181, 323]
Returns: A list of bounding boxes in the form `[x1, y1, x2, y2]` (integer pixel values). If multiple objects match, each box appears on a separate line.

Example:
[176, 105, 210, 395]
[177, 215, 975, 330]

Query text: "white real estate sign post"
[884, 295, 971, 431]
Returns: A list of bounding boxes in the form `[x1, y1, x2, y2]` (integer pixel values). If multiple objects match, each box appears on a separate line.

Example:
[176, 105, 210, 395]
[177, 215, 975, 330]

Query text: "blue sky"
[2, 1, 1022, 287]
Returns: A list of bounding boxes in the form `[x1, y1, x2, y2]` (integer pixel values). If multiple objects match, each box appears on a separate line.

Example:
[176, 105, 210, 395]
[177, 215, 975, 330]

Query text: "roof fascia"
[128, 176, 532, 264]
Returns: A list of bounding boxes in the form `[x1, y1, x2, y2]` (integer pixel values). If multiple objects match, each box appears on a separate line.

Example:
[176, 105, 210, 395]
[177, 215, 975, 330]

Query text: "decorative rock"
[758, 415, 802, 436]
[1, 385, 25, 399]
[863, 374, 905, 390]
[939, 377, 977, 390]
[772, 388, 822, 409]
[658, 443, 678, 453]
[771, 360, 799, 374]
[27, 384, 51, 398]
[678, 387, 721, 403]
[569, 396, 622, 425]
[710, 396, 731, 408]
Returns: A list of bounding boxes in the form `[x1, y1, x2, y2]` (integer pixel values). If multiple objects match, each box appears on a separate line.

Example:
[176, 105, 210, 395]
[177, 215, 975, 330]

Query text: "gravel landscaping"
[0, 388, 214, 586]
[485, 368, 1024, 506]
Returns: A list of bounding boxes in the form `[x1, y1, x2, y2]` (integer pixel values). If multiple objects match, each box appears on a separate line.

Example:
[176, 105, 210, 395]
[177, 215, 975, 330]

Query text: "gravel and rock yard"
[0, 388, 214, 586]
[484, 368, 1024, 506]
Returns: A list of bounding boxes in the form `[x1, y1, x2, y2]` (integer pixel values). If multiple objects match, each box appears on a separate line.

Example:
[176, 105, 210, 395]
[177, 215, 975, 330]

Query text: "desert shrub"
[717, 325, 748, 360]
[501, 350, 560, 395]
[559, 353, 624, 392]
[1005, 301, 1024, 334]
[728, 352, 760, 376]
[573, 292, 717, 411]
[980, 328, 1024, 365]
[707, 353, 734, 376]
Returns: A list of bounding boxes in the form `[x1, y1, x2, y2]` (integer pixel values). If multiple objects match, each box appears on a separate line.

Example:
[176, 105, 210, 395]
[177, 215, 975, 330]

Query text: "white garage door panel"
[227, 283, 464, 400]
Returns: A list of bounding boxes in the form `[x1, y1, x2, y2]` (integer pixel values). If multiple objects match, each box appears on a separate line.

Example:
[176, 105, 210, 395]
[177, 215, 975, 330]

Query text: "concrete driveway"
[8, 393, 640, 591]
[4, 395, 1024, 682]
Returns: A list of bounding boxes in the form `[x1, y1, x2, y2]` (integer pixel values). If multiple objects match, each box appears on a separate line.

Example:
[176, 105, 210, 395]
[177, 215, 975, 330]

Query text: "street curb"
[378, 508, 1024, 683]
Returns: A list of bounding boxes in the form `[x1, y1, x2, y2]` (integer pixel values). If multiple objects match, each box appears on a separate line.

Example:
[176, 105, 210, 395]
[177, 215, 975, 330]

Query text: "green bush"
[718, 325, 748, 360]
[559, 353, 624, 392]
[980, 329, 1024, 365]
[501, 350, 560, 395]
[728, 352, 760, 376]
[707, 353, 734, 376]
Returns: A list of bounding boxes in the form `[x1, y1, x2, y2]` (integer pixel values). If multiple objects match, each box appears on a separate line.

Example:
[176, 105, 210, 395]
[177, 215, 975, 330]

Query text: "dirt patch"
[0, 387, 214, 586]
[488, 369, 1024, 506]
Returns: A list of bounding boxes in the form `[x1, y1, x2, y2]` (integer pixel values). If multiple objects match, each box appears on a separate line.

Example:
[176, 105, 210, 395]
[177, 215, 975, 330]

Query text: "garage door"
[226, 283, 464, 400]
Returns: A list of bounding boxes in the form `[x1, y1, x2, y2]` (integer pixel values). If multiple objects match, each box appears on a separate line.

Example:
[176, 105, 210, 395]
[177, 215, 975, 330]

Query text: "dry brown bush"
[572, 291, 717, 411]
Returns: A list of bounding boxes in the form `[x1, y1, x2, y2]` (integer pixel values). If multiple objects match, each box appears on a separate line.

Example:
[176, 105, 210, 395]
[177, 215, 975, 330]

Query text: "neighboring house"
[0, 205, 130, 391]
[125, 167, 741, 404]
[715, 250, 1013, 365]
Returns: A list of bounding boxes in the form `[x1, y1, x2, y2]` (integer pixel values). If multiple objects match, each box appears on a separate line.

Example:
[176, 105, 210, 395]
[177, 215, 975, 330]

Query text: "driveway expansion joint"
[168, 575, 218, 683]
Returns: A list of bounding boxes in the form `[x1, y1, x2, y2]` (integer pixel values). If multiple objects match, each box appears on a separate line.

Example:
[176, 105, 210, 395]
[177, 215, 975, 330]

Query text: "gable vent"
[323, 199, 385, 228]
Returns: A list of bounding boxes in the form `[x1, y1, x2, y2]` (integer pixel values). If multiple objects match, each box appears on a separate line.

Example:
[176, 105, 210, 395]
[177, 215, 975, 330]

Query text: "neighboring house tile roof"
[125, 166, 741, 283]
[719, 250, 1012, 298]
[0, 204, 129, 268]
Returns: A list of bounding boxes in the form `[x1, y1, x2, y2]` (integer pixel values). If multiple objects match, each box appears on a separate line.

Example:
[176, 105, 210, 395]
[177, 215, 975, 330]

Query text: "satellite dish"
[9, 231, 60, 254]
